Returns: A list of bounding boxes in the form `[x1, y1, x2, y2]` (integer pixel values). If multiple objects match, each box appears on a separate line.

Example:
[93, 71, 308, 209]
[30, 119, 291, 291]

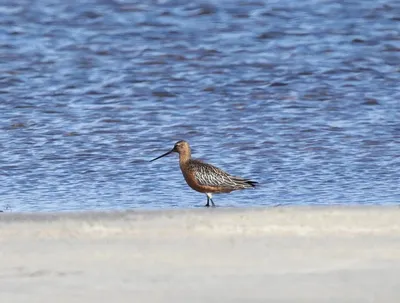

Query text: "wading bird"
[150, 140, 257, 207]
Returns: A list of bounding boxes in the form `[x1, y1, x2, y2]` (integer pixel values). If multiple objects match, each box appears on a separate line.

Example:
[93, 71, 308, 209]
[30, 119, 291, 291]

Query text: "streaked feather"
[188, 159, 257, 190]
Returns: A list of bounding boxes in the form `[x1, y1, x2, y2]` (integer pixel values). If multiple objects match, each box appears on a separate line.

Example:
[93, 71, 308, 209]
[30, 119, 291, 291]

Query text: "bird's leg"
[205, 196, 210, 207]
[210, 198, 215, 207]
[205, 193, 215, 207]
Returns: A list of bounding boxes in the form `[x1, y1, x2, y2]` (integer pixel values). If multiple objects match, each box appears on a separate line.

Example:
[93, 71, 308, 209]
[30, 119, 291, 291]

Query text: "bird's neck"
[178, 150, 191, 166]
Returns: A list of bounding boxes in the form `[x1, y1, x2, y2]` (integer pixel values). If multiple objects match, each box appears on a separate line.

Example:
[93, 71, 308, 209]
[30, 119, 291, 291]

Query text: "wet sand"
[1, 206, 399, 303]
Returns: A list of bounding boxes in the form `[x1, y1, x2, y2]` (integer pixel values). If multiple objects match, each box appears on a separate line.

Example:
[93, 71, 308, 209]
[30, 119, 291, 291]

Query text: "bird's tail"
[245, 180, 258, 188]
[232, 177, 258, 189]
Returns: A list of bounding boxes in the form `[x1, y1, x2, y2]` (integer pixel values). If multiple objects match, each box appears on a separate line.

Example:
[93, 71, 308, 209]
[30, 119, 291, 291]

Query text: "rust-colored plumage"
[150, 140, 257, 207]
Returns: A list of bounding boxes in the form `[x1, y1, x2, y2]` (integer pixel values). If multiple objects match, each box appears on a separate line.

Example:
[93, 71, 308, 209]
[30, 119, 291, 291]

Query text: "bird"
[150, 140, 257, 207]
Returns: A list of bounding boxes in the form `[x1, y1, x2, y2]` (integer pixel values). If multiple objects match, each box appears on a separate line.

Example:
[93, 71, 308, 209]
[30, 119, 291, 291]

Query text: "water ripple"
[0, 0, 399, 211]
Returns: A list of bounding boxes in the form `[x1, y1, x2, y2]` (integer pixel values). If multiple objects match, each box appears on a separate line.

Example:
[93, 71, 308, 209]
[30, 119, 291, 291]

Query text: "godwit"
[150, 140, 257, 207]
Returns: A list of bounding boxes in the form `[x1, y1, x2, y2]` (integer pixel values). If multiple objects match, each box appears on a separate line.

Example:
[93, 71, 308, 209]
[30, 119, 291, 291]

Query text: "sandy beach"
[1, 206, 399, 303]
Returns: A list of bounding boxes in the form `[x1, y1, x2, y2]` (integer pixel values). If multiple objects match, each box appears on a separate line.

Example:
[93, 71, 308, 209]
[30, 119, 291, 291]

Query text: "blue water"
[0, 0, 399, 211]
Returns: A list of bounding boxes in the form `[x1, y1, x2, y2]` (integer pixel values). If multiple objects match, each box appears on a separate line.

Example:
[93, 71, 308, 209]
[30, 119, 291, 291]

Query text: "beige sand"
[1, 206, 400, 303]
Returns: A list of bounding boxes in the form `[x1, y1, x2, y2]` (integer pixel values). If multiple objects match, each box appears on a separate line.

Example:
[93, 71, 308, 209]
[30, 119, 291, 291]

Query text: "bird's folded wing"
[192, 161, 239, 188]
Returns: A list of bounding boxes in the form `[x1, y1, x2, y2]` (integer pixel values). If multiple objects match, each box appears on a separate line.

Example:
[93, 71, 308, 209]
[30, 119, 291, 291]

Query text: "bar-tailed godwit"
[150, 140, 257, 207]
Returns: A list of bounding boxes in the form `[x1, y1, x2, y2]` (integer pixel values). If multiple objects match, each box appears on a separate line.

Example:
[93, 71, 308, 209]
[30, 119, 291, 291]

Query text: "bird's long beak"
[150, 149, 174, 162]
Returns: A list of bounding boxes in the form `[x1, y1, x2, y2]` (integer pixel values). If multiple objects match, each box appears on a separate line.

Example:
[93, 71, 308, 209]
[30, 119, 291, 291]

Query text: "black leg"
[210, 198, 215, 207]
[205, 196, 210, 207]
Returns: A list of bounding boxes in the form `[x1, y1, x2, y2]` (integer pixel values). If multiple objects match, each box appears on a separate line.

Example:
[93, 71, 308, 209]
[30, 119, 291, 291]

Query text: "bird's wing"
[190, 160, 242, 188]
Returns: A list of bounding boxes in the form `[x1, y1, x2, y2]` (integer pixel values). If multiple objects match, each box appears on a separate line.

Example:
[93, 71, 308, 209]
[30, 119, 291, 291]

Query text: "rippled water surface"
[0, 0, 399, 211]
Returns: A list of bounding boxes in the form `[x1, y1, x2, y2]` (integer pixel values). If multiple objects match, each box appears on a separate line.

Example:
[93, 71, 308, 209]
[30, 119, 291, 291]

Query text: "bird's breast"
[180, 165, 203, 192]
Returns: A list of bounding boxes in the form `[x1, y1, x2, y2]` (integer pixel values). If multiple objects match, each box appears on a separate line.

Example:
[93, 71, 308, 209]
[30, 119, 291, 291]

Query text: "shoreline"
[0, 203, 398, 219]
[1, 206, 400, 302]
